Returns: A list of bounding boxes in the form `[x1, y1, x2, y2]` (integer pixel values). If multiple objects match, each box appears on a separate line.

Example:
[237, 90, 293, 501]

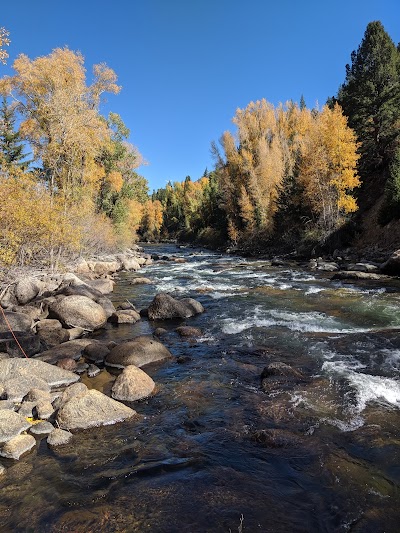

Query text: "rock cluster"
[0, 246, 206, 469]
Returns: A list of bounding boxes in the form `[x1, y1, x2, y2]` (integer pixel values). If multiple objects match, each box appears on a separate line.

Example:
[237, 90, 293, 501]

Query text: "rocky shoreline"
[1, 242, 400, 466]
[0, 245, 205, 465]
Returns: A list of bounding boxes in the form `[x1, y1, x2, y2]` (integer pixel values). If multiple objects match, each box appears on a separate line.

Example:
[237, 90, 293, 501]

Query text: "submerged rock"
[105, 336, 172, 369]
[111, 365, 155, 401]
[175, 326, 202, 337]
[56, 389, 136, 430]
[261, 362, 305, 394]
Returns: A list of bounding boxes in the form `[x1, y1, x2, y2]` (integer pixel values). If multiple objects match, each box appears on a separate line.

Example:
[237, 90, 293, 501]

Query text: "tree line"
[149, 21, 400, 253]
[1, 20, 399, 267]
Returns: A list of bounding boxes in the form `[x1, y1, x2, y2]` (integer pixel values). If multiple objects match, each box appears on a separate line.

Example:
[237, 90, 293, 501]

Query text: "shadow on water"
[0, 244, 399, 532]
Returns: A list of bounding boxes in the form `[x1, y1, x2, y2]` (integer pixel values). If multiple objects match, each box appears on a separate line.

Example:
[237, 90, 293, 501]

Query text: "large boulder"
[56, 389, 136, 430]
[0, 358, 79, 392]
[86, 260, 121, 276]
[117, 254, 141, 271]
[105, 336, 172, 369]
[49, 295, 107, 330]
[147, 293, 204, 320]
[0, 311, 32, 334]
[35, 339, 94, 364]
[14, 277, 42, 305]
[85, 278, 115, 295]
[380, 250, 400, 275]
[0, 411, 31, 443]
[2, 375, 50, 402]
[111, 365, 155, 401]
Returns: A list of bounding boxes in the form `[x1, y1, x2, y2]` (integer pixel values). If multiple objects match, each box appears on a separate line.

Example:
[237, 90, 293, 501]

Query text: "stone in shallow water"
[111, 365, 155, 402]
[0, 410, 31, 443]
[105, 336, 172, 369]
[0, 434, 36, 459]
[87, 364, 101, 378]
[30, 421, 54, 435]
[47, 428, 73, 446]
[35, 400, 54, 420]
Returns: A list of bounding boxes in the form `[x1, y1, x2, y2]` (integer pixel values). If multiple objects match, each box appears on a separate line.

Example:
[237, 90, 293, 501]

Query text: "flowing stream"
[1, 244, 400, 532]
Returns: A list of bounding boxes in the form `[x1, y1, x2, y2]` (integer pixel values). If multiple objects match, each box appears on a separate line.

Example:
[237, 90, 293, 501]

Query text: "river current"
[1, 244, 400, 532]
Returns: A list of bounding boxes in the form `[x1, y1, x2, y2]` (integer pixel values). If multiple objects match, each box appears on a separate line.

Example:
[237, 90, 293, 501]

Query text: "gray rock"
[0, 311, 32, 334]
[36, 319, 63, 331]
[3, 376, 50, 402]
[29, 421, 54, 435]
[0, 411, 31, 443]
[0, 400, 15, 411]
[56, 358, 78, 371]
[14, 277, 41, 305]
[74, 363, 89, 374]
[147, 293, 204, 320]
[97, 297, 116, 319]
[23, 388, 52, 403]
[57, 389, 136, 430]
[86, 260, 121, 275]
[87, 364, 101, 378]
[35, 400, 54, 420]
[0, 464, 5, 476]
[316, 261, 339, 272]
[47, 428, 73, 446]
[67, 327, 85, 340]
[106, 336, 172, 369]
[111, 365, 155, 402]
[49, 295, 107, 331]
[35, 339, 94, 364]
[58, 383, 88, 409]
[11, 305, 43, 321]
[0, 434, 36, 459]
[0, 331, 41, 357]
[109, 309, 141, 324]
[116, 255, 140, 271]
[0, 359, 79, 391]
[18, 401, 36, 418]
[38, 327, 70, 348]
[85, 278, 115, 295]
[83, 342, 110, 365]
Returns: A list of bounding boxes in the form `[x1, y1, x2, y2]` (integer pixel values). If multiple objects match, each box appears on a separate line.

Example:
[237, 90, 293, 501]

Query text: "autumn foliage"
[0, 45, 147, 267]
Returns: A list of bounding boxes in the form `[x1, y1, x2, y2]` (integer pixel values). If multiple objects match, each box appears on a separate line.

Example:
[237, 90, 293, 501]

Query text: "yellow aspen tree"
[298, 104, 360, 235]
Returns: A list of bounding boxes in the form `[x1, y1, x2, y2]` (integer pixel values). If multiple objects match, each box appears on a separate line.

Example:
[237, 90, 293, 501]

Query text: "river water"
[1, 244, 400, 532]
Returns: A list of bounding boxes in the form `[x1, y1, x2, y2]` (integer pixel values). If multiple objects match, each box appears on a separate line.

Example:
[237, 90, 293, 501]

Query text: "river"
[1, 244, 399, 532]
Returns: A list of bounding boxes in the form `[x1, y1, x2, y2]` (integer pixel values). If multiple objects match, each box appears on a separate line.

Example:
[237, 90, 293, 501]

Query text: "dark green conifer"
[0, 97, 26, 167]
[338, 21, 400, 173]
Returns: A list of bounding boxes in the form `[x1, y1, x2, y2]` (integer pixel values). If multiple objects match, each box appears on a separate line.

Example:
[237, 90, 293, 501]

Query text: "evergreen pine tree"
[338, 21, 400, 173]
[0, 98, 26, 167]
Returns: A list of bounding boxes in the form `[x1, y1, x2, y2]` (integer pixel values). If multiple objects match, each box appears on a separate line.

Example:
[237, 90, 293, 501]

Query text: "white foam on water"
[323, 361, 400, 411]
[305, 286, 325, 295]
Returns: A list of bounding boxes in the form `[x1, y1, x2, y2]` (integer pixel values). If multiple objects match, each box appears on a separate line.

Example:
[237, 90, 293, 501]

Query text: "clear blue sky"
[1, 1, 399, 191]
